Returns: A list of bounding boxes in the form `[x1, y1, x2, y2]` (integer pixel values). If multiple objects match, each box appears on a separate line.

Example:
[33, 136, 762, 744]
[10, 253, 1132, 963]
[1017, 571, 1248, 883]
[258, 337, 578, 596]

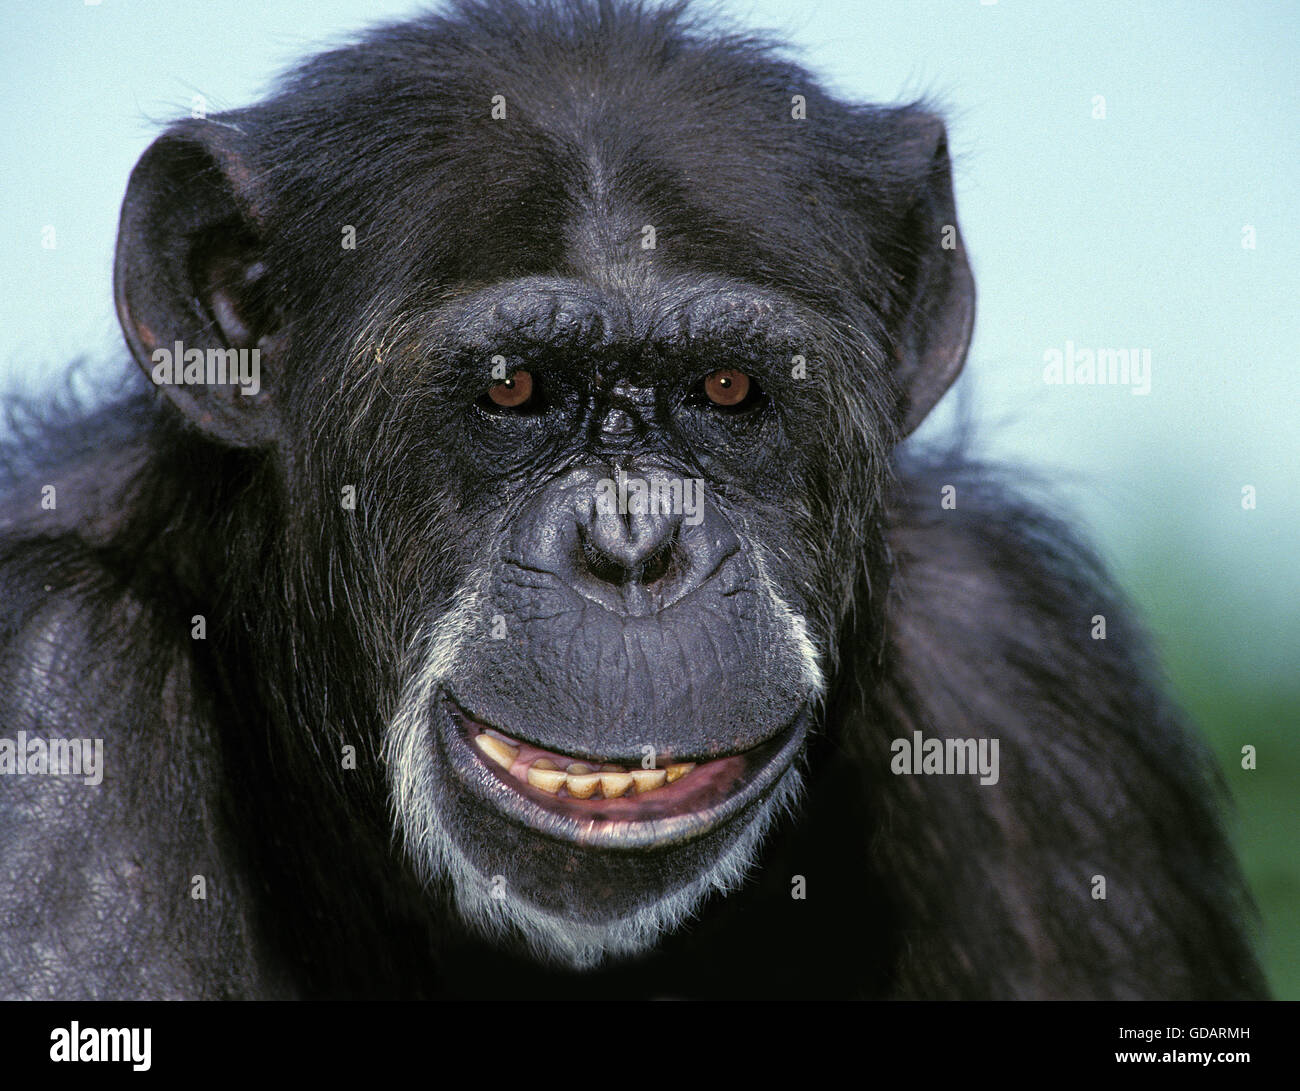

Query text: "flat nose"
[508, 465, 735, 617]
[580, 502, 681, 586]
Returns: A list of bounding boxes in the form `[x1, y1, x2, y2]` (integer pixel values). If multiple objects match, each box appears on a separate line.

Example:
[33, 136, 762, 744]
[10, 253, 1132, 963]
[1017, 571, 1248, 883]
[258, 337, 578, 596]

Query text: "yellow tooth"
[527, 760, 567, 794]
[599, 772, 633, 798]
[566, 762, 593, 775]
[599, 763, 625, 773]
[665, 763, 695, 784]
[631, 769, 667, 793]
[475, 733, 519, 770]
[566, 773, 601, 799]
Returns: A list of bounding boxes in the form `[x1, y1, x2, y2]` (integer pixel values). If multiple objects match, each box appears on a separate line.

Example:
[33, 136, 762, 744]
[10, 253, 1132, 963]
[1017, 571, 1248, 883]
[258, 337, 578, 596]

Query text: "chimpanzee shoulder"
[868, 446, 1265, 998]
[0, 398, 266, 999]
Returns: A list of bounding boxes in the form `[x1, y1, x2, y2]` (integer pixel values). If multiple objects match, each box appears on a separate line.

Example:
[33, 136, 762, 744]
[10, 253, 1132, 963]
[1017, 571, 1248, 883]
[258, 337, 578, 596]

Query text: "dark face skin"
[404, 273, 829, 926]
[323, 257, 856, 931]
[436, 277, 821, 752]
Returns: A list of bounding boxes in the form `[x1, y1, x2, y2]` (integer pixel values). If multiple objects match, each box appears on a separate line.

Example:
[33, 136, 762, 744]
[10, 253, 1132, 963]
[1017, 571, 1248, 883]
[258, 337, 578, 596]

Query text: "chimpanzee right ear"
[114, 119, 284, 447]
[873, 109, 977, 438]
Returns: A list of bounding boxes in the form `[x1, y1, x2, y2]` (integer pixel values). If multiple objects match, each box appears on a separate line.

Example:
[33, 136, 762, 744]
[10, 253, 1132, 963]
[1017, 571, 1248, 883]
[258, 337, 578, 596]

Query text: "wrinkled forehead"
[429, 273, 818, 358]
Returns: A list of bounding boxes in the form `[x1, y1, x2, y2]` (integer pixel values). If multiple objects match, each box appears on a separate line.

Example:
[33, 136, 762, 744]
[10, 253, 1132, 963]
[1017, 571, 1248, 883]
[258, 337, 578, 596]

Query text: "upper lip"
[437, 692, 808, 850]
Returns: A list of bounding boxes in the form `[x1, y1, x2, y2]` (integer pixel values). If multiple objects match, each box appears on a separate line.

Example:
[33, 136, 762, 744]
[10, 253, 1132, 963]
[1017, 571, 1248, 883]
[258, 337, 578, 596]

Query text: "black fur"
[0, 0, 1264, 998]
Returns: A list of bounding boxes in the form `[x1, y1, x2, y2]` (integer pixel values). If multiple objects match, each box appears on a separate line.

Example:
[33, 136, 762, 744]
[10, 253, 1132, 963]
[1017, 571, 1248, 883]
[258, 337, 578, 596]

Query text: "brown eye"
[703, 368, 751, 407]
[487, 370, 534, 409]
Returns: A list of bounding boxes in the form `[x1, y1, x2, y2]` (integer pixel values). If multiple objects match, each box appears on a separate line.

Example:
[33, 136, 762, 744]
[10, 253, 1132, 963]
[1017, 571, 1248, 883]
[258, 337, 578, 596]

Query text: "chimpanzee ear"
[114, 119, 283, 447]
[880, 111, 976, 437]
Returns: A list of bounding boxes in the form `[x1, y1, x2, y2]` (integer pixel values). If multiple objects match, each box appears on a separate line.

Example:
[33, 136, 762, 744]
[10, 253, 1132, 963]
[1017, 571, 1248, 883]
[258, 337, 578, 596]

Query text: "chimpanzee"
[0, 0, 1266, 999]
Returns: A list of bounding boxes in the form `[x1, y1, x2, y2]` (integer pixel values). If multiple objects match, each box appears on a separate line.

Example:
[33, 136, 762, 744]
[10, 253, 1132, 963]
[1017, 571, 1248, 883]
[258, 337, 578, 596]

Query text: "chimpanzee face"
[377, 270, 871, 965]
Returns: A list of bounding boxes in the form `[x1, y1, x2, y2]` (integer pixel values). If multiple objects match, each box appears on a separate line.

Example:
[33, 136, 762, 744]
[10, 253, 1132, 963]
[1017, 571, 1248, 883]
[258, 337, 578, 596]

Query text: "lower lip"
[438, 695, 807, 850]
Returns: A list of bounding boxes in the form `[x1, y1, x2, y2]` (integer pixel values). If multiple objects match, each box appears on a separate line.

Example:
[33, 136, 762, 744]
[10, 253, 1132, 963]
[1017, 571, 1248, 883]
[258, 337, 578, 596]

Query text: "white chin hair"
[383, 571, 812, 969]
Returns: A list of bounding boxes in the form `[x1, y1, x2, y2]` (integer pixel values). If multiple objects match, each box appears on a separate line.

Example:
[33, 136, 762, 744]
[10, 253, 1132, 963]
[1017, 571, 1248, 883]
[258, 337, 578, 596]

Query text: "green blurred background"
[1134, 538, 1298, 999]
[1, 0, 1295, 994]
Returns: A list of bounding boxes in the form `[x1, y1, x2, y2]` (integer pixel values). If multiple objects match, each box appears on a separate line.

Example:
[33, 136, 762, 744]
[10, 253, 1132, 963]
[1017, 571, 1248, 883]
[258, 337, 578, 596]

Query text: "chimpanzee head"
[112, 2, 973, 967]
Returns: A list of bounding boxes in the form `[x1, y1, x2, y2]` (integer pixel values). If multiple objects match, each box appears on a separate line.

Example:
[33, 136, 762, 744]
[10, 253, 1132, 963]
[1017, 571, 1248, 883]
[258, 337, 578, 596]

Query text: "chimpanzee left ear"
[114, 118, 283, 447]
[880, 110, 976, 437]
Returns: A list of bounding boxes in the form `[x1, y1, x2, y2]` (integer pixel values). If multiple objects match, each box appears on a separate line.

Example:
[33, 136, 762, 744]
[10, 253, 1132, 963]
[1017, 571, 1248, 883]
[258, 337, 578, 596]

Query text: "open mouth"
[438, 692, 807, 850]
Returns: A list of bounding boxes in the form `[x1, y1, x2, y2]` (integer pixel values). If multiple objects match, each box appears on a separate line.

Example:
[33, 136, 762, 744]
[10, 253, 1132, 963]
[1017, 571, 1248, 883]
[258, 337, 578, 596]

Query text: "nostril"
[635, 535, 675, 585]
[578, 523, 679, 587]
[580, 535, 629, 585]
